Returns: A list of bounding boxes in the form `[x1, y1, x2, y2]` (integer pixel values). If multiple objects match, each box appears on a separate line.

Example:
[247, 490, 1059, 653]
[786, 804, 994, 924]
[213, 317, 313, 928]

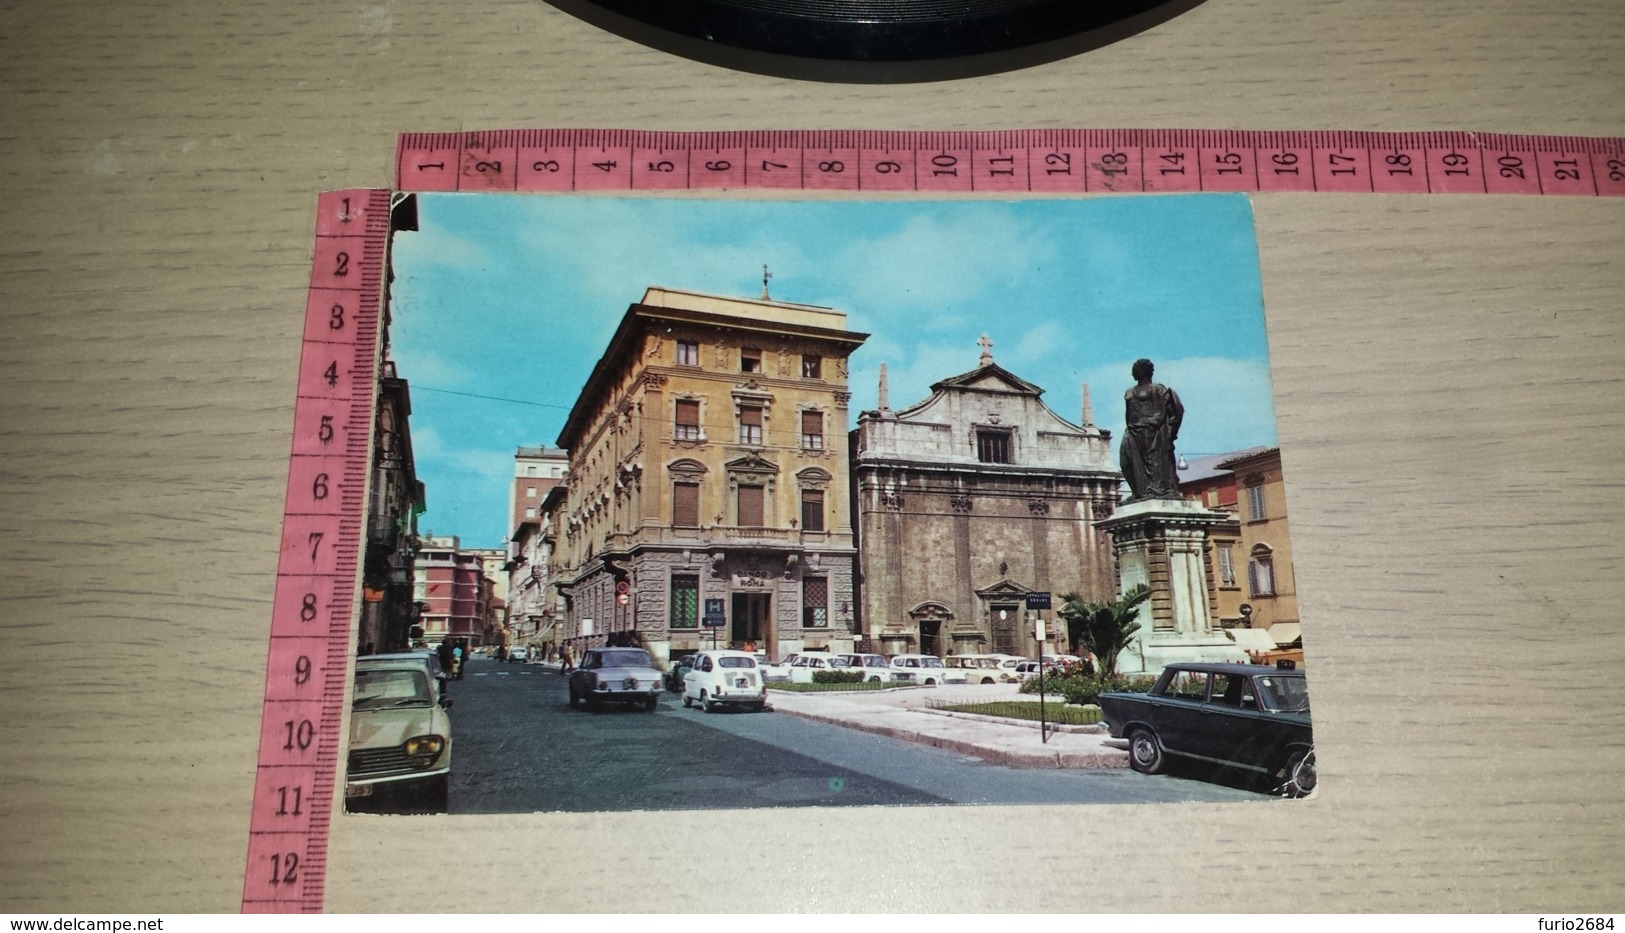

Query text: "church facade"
[851, 340, 1123, 658]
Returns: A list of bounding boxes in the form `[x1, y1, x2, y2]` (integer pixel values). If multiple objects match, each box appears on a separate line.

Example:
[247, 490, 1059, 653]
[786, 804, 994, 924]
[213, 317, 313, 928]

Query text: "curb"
[771, 704, 1128, 770]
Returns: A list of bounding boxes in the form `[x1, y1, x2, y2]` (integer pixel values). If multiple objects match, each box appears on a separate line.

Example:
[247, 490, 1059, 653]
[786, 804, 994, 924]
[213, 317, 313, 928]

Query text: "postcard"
[342, 192, 1314, 817]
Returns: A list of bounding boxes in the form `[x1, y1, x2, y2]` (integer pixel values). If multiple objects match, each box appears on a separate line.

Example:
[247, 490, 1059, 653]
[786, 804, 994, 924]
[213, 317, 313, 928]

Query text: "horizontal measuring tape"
[243, 189, 390, 913]
[396, 129, 1625, 196]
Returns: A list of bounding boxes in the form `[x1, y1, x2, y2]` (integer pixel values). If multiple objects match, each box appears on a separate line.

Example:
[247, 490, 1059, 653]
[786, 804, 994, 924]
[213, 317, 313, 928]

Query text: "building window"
[1248, 545, 1276, 597]
[976, 430, 1011, 464]
[737, 484, 765, 526]
[802, 355, 822, 378]
[1218, 545, 1236, 586]
[674, 399, 701, 441]
[738, 406, 763, 446]
[670, 574, 699, 629]
[803, 577, 828, 628]
[741, 348, 762, 373]
[526, 486, 537, 497]
[525, 507, 536, 519]
[801, 488, 825, 532]
[801, 410, 823, 450]
[673, 481, 700, 527]
[676, 340, 699, 366]
[1246, 484, 1267, 522]
[525, 465, 537, 477]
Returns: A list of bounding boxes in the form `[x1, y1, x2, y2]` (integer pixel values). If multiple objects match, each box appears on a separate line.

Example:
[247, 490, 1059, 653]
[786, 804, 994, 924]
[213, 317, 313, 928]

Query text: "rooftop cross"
[977, 333, 994, 366]
[761, 264, 773, 300]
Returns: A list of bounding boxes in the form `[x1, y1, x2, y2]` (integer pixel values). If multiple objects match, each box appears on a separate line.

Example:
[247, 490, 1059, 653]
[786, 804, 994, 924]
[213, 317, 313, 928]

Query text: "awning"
[1226, 628, 1277, 652]
[1267, 623, 1302, 647]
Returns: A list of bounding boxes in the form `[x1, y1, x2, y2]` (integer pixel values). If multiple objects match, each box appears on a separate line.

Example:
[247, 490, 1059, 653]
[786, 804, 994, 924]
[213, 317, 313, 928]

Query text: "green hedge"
[768, 680, 896, 693]
[812, 669, 868, 684]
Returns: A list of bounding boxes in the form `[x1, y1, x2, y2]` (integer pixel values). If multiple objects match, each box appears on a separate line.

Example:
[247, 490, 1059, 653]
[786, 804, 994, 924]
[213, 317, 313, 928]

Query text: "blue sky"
[389, 193, 1277, 548]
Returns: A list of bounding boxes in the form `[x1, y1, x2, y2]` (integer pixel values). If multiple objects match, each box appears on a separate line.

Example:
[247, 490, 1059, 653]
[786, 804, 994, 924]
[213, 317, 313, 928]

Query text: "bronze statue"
[1120, 358, 1184, 501]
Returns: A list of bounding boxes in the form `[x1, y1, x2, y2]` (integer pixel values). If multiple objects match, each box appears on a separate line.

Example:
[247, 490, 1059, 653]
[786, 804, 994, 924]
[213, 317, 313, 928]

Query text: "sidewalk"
[529, 660, 1127, 769]
[764, 684, 1130, 770]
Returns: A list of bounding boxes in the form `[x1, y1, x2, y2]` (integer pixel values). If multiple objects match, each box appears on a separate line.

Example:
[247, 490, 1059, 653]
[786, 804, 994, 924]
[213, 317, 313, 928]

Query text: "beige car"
[345, 654, 453, 810]
[946, 653, 1024, 684]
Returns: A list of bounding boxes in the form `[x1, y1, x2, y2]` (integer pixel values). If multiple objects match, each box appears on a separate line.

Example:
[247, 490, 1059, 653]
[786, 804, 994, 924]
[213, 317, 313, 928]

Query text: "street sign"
[1034, 619, 1047, 642]
[702, 598, 725, 628]
[1024, 592, 1051, 610]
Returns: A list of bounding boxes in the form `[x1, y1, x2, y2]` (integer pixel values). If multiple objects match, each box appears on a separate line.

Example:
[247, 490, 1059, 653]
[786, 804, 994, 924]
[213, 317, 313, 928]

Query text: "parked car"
[787, 651, 849, 683]
[568, 647, 664, 711]
[758, 653, 798, 683]
[682, 649, 769, 712]
[837, 653, 895, 683]
[946, 654, 1023, 684]
[887, 653, 950, 685]
[509, 645, 530, 663]
[363, 649, 449, 693]
[345, 654, 453, 809]
[1098, 662, 1315, 797]
[665, 653, 698, 693]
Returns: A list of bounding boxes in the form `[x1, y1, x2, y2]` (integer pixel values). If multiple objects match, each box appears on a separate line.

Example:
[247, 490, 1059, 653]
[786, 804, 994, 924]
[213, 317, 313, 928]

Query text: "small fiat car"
[837, 653, 896, 683]
[345, 654, 453, 810]
[682, 649, 769, 712]
[887, 653, 950, 685]
[569, 647, 664, 711]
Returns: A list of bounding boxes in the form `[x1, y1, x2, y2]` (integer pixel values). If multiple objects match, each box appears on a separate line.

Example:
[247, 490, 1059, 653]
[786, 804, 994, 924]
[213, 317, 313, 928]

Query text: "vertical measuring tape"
[242, 189, 391, 913]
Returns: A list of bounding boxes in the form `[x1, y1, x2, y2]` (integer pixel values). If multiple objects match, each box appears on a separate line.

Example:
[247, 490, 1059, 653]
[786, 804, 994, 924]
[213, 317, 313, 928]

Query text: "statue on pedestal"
[1119, 358, 1184, 502]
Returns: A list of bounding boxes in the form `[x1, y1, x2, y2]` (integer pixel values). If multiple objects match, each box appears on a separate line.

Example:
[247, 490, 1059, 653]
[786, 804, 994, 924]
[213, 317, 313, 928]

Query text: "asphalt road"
[445, 658, 1263, 813]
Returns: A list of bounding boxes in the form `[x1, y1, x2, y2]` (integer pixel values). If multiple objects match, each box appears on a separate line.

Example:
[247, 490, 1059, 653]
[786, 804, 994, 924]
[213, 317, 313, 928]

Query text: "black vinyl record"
[544, 0, 1207, 83]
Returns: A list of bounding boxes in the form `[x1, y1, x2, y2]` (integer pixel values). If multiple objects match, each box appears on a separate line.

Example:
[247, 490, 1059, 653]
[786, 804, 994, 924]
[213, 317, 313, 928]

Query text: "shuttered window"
[801, 488, 825, 532]
[674, 399, 700, 441]
[801, 410, 823, 449]
[673, 482, 700, 527]
[737, 485, 764, 526]
[738, 406, 763, 445]
[802, 577, 828, 628]
[670, 575, 699, 629]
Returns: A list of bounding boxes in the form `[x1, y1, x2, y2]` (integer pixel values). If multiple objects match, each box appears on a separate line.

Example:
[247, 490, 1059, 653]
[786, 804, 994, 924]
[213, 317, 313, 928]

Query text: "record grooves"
[544, 0, 1208, 82]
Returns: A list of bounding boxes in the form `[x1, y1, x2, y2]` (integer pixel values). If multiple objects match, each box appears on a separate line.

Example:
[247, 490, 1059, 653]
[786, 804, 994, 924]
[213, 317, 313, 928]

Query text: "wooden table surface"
[2, 0, 1622, 914]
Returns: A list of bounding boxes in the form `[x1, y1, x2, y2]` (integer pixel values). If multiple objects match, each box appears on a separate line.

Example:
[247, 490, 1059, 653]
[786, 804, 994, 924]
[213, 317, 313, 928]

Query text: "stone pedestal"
[1095, 498, 1249, 675]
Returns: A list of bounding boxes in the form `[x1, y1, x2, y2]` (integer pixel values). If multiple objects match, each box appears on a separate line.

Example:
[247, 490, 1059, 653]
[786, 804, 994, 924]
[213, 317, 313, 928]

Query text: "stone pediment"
[974, 578, 1033, 599]
[930, 363, 1045, 398]
[724, 452, 779, 476]
[907, 601, 954, 622]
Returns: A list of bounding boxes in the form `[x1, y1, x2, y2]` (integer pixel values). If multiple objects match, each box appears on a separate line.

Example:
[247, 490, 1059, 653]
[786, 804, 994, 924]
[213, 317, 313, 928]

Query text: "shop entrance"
[731, 593, 771, 652]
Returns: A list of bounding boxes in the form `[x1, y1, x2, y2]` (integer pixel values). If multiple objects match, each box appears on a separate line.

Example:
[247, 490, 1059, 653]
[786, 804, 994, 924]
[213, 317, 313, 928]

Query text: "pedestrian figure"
[452, 643, 465, 679]
[559, 644, 573, 673]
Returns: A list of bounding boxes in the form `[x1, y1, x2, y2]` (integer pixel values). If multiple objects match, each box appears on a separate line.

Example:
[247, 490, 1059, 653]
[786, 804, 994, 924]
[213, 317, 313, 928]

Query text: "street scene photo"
[341, 192, 1314, 815]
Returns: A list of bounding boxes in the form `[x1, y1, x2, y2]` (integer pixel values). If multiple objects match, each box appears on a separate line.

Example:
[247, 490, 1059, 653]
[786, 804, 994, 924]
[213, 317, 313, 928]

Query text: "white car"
[837, 653, 895, 683]
[787, 651, 848, 683]
[682, 649, 769, 712]
[758, 653, 797, 683]
[947, 654, 1024, 684]
[345, 654, 453, 809]
[888, 654, 950, 685]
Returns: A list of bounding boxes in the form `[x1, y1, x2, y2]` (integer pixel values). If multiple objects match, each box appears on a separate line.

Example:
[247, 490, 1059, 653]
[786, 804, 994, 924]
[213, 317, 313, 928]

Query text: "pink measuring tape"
[395, 129, 1625, 196]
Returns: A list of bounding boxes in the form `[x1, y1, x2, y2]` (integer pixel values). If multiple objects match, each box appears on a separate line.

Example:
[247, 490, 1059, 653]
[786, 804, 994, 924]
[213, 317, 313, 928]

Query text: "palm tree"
[1058, 584, 1151, 678]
